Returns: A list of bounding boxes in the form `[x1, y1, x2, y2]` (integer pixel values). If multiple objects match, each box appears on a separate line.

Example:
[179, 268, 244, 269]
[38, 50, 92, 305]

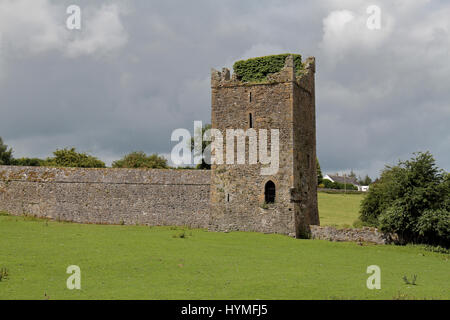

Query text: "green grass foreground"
[0, 214, 448, 300]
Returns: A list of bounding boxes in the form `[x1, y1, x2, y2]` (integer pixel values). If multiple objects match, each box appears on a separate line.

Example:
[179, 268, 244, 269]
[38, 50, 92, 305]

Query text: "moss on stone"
[233, 53, 303, 83]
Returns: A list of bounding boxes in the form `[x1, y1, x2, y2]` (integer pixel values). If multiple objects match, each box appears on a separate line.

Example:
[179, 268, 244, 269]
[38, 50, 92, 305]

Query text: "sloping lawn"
[0, 215, 448, 300]
[318, 192, 365, 227]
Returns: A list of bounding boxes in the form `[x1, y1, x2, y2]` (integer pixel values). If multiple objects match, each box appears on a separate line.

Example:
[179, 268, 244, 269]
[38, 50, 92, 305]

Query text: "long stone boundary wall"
[1, 166, 397, 245]
[310, 225, 395, 244]
[0, 166, 211, 228]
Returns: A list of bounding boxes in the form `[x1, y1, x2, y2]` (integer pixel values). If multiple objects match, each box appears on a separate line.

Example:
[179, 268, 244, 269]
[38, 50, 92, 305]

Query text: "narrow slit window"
[249, 92, 252, 102]
[227, 194, 230, 202]
[249, 113, 253, 128]
[264, 181, 276, 204]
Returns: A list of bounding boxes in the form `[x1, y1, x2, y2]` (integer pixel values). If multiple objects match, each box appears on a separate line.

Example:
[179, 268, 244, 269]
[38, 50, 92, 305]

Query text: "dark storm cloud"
[0, 0, 448, 176]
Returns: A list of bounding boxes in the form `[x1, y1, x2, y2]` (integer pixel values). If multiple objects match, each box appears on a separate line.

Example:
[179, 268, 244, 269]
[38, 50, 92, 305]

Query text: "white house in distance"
[323, 174, 370, 192]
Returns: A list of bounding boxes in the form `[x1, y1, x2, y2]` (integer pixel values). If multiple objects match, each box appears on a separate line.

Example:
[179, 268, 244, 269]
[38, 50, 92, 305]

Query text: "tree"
[112, 151, 168, 169]
[45, 148, 105, 168]
[359, 152, 449, 246]
[189, 124, 212, 170]
[359, 174, 372, 186]
[316, 159, 323, 185]
[0, 137, 13, 165]
[12, 158, 45, 167]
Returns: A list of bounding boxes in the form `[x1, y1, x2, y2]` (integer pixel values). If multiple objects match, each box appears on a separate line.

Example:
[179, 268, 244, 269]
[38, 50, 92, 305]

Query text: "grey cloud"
[0, 0, 448, 175]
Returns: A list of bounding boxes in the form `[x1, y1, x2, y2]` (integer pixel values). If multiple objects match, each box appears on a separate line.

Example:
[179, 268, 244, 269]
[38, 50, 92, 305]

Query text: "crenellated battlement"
[211, 55, 316, 91]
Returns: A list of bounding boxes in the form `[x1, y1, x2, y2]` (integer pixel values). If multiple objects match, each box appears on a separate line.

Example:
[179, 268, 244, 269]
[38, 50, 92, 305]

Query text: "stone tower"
[209, 54, 319, 238]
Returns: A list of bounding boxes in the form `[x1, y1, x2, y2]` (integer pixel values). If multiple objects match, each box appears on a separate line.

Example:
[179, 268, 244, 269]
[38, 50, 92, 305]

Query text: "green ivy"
[233, 53, 303, 83]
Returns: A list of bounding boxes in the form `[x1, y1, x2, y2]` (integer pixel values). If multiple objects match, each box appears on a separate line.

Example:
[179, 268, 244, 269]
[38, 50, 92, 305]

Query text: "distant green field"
[318, 192, 365, 228]
[0, 214, 448, 300]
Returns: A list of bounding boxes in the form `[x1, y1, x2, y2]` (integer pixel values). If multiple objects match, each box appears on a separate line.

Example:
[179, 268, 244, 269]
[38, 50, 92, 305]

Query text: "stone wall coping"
[0, 165, 211, 185]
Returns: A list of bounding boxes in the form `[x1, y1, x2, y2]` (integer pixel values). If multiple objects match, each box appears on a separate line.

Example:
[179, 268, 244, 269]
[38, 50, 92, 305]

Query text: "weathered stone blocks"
[0, 54, 320, 239]
[0, 166, 211, 228]
[210, 55, 319, 237]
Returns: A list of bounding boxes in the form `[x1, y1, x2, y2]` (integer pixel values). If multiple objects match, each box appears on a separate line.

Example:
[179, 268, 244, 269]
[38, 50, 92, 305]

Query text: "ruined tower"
[209, 54, 319, 238]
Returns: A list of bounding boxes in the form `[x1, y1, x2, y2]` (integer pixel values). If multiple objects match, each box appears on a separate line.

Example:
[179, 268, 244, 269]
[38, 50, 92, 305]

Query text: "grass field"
[0, 213, 448, 300]
[318, 192, 365, 228]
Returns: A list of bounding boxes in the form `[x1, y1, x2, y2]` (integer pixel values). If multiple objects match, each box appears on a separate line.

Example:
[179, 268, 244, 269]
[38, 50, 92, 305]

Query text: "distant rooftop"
[325, 174, 359, 186]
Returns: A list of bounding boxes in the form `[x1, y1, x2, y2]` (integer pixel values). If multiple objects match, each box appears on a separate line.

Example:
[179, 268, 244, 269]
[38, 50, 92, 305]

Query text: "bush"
[360, 178, 396, 226]
[360, 152, 449, 247]
[45, 148, 105, 168]
[423, 244, 449, 254]
[11, 158, 45, 167]
[112, 152, 168, 169]
[233, 54, 303, 83]
[415, 209, 449, 246]
[378, 200, 411, 241]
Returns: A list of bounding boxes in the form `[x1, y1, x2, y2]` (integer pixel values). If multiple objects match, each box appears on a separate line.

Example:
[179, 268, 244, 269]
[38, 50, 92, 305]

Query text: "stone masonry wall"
[210, 70, 295, 235]
[0, 166, 211, 227]
[209, 55, 319, 237]
[310, 225, 395, 245]
[292, 57, 320, 236]
[209, 80, 296, 235]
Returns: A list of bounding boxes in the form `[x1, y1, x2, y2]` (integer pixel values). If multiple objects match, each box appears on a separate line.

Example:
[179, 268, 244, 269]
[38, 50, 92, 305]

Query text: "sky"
[0, 0, 449, 178]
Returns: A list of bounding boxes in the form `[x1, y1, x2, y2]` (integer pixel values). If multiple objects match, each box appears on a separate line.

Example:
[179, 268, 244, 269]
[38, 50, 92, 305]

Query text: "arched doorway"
[264, 180, 275, 203]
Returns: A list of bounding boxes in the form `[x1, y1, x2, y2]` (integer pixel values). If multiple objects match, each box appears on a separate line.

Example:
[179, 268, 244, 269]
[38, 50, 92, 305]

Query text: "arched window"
[264, 180, 275, 203]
